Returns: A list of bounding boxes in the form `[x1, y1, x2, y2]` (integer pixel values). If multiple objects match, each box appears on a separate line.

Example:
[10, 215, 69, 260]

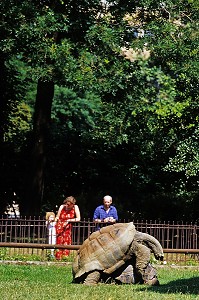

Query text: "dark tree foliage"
[0, 0, 198, 221]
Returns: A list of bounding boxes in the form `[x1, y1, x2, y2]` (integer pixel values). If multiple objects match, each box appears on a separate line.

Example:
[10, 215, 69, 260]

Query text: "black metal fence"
[0, 216, 198, 249]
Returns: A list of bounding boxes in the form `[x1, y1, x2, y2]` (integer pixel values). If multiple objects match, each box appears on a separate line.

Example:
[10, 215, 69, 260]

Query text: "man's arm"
[113, 207, 118, 221]
[93, 206, 102, 222]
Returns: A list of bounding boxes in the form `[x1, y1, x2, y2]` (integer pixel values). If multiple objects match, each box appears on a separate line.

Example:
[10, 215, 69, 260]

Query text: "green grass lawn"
[0, 264, 198, 300]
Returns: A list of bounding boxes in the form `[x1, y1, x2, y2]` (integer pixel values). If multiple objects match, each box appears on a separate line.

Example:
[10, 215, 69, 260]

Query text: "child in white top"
[46, 212, 56, 257]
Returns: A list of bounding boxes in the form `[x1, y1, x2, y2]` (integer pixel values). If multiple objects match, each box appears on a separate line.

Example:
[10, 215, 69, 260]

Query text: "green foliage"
[1, 0, 199, 220]
[165, 127, 199, 178]
[0, 248, 74, 262]
[4, 102, 32, 145]
[0, 248, 41, 262]
[52, 85, 102, 130]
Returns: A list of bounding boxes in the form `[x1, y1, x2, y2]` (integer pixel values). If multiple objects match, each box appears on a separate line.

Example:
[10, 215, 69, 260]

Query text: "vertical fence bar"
[0, 217, 3, 242]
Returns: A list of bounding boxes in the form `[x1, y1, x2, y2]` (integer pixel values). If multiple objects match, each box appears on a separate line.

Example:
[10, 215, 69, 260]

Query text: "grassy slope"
[0, 265, 198, 300]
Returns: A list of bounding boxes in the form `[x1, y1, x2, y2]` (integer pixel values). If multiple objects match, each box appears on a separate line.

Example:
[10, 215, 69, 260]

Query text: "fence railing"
[0, 217, 198, 250]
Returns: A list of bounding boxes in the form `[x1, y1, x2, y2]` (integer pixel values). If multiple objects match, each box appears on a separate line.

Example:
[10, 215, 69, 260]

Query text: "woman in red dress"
[55, 196, 80, 260]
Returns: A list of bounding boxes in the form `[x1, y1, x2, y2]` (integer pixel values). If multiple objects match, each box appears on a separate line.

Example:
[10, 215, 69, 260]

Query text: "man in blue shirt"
[93, 195, 118, 224]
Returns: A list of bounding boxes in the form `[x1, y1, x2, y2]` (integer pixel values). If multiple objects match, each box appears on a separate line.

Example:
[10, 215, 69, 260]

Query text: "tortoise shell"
[73, 222, 136, 279]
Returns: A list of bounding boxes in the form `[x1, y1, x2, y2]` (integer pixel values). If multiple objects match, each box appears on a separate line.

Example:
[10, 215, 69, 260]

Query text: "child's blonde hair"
[45, 211, 55, 220]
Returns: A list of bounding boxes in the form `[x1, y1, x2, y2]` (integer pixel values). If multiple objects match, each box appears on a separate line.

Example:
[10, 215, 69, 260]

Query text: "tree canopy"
[0, 0, 198, 221]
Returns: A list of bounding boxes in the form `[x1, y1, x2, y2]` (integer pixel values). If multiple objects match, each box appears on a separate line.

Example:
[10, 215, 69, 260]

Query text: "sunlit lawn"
[0, 264, 198, 300]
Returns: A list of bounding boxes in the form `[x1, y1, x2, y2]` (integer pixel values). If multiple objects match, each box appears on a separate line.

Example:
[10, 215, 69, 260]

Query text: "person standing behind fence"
[55, 196, 80, 260]
[46, 212, 56, 258]
[93, 195, 118, 225]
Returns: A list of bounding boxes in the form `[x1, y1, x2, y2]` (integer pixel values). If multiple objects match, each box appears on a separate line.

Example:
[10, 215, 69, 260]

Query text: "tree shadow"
[147, 277, 199, 295]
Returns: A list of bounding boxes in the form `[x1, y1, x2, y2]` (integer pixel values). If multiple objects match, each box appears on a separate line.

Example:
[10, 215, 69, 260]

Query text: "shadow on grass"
[70, 276, 199, 296]
[147, 277, 199, 296]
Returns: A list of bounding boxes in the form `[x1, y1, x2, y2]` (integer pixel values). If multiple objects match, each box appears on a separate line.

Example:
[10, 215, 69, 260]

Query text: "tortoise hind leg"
[84, 271, 101, 285]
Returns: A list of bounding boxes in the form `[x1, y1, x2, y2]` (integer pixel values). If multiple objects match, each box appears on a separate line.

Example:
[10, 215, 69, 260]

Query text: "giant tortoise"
[72, 222, 163, 285]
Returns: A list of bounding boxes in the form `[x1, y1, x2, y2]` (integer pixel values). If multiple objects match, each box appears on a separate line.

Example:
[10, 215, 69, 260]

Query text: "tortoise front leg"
[130, 242, 159, 285]
[128, 241, 151, 283]
[84, 271, 101, 285]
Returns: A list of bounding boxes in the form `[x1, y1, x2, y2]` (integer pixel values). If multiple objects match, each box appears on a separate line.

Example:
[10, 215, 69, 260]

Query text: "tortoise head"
[134, 231, 164, 261]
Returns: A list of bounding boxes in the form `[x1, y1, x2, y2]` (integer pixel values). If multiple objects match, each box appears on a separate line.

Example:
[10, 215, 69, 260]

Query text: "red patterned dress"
[55, 206, 75, 259]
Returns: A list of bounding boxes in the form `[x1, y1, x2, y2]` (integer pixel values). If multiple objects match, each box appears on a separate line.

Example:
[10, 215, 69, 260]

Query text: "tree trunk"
[24, 80, 54, 216]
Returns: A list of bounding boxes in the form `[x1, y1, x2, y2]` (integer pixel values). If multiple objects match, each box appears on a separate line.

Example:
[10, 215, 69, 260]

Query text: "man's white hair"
[103, 195, 112, 201]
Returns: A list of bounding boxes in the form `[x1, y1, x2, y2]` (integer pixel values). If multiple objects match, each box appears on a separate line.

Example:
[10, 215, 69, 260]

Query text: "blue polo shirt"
[93, 205, 118, 222]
